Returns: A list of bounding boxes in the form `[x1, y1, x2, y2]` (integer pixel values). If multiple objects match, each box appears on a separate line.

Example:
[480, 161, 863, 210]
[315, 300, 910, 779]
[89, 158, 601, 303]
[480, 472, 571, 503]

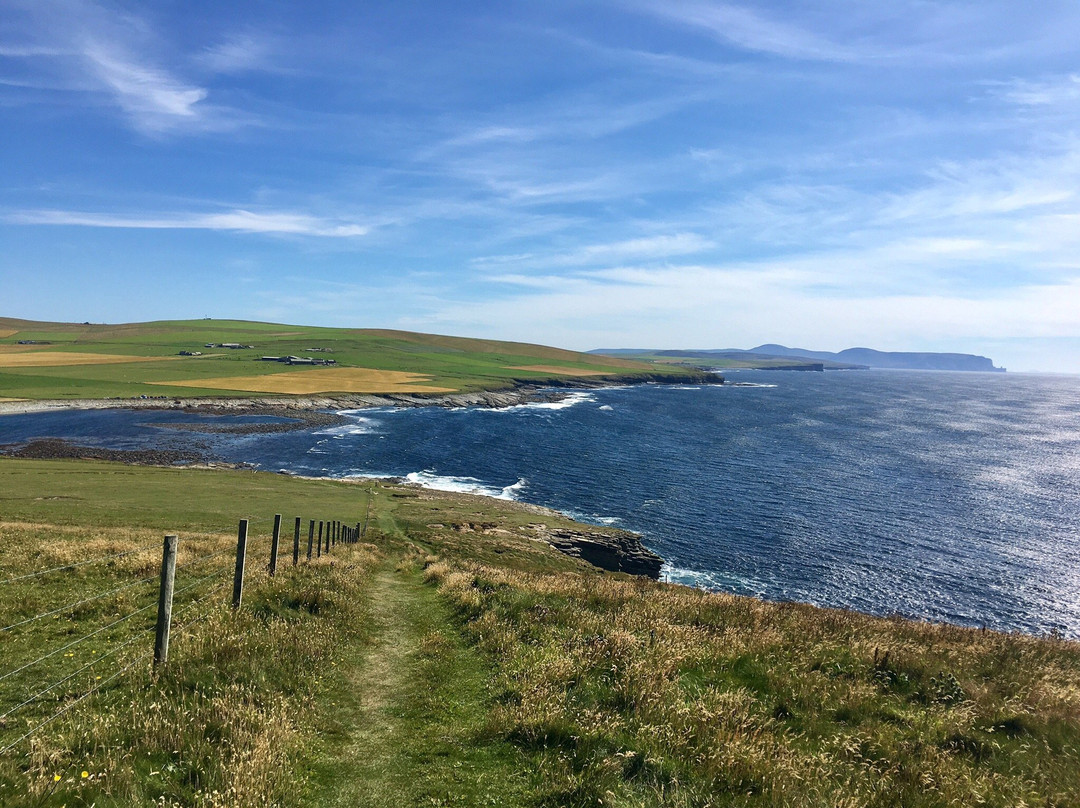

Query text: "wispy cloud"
[81, 40, 207, 128]
[624, 1, 1080, 67]
[477, 233, 714, 269]
[0, 0, 251, 133]
[9, 208, 370, 237]
[626, 0, 864, 62]
[195, 33, 276, 74]
[990, 73, 1080, 107]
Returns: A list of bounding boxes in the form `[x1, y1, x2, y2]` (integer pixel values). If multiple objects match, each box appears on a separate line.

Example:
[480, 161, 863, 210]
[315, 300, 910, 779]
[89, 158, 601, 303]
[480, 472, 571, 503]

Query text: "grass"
[0, 521, 382, 806]
[0, 317, 706, 400]
[426, 561, 1080, 807]
[1, 456, 1079, 806]
[304, 560, 534, 807]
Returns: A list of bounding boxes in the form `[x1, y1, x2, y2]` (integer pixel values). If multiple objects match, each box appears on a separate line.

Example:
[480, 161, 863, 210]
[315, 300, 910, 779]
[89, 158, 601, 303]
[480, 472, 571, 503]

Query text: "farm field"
[1, 457, 1079, 806]
[0, 318, 699, 401]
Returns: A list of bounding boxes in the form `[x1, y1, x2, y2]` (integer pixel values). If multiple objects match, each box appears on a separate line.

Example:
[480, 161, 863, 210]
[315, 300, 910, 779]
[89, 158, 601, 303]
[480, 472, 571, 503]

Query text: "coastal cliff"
[534, 525, 663, 579]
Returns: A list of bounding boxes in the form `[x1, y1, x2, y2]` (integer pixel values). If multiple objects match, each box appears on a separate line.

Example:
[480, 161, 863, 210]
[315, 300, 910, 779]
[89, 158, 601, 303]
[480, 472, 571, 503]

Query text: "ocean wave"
[404, 470, 528, 500]
[338, 470, 402, 481]
[316, 414, 380, 437]
[661, 563, 767, 596]
[562, 509, 622, 527]
[477, 391, 597, 413]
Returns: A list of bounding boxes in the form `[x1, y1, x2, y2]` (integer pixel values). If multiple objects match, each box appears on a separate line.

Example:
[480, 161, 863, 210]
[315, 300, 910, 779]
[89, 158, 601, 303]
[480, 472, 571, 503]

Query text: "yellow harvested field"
[0, 352, 180, 368]
[149, 367, 457, 395]
[0, 329, 17, 338]
[0, 397, 27, 402]
[508, 365, 609, 376]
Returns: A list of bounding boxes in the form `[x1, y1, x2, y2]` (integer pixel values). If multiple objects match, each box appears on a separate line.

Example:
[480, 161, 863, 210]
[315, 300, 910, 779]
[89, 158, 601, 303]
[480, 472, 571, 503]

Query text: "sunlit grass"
[426, 561, 1080, 807]
[0, 518, 380, 807]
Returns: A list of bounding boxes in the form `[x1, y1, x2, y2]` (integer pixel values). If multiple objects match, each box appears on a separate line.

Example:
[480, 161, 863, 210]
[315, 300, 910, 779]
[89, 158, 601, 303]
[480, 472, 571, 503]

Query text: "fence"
[0, 512, 368, 756]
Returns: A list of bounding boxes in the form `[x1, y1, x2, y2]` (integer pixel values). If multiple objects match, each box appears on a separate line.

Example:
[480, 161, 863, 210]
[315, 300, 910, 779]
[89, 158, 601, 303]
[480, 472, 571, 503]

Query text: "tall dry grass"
[426, 561, 1080, 808]
[0, 521, 380, 807]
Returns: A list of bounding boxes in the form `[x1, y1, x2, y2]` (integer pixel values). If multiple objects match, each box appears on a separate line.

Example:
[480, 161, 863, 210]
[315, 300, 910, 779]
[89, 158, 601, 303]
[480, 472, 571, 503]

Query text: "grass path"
[305, 561, 533, 807]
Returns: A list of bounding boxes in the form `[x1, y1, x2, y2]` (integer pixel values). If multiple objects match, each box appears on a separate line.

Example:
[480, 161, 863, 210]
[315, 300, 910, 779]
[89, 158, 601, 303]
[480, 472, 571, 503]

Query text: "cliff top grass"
[0, 317, 700, 401]
[1, 457, 1078, 807]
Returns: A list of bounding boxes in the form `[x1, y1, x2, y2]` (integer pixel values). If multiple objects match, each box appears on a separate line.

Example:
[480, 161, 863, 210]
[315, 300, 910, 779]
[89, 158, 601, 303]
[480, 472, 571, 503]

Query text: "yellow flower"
[53, 774, 61, 782]
[81, 771, 89, 779]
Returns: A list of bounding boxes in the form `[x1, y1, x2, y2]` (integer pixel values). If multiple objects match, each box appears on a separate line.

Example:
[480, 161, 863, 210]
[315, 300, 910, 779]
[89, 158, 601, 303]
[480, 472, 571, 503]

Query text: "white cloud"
[196, 34, 275, 74]
[991, 73, 1080, 107]
[9, 208, 370, 237]
[479, 233, 714, 269]
[0, 0, 250, 133]
[626, 0, 868, 63]
[81, 41, 206, 126]
[419, 258, 1080, 365]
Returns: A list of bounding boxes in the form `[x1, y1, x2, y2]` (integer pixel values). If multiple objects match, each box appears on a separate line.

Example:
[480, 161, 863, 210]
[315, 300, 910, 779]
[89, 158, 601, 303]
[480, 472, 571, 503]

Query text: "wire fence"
[0, 511, 366, 757]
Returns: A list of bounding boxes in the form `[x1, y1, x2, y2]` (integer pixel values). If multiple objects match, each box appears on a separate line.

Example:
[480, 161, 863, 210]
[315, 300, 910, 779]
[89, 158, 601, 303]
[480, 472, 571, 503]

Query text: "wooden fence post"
[153, 534, 178, 669]
[293, 517, 301, 566]
[307, 519, 315, 561]
[317, 522, 323, 558]
[355, 522, 360, 544]
[270, 514, 281, 576]
[232, 519, 248, 610]
[325, 521, 331, 554]
[362, 489, 372, 538]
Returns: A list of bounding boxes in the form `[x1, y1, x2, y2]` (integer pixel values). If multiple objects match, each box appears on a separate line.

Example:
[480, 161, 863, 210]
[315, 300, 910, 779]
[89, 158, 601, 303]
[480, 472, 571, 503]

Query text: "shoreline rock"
[0, 372, 722, 418]
[0, 438, 207, 466]
[534, 525, 663, 579]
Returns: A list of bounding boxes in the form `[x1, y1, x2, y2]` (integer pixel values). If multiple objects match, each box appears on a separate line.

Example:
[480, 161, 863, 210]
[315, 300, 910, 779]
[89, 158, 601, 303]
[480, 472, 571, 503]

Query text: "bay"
[3, 370, 1079, 638]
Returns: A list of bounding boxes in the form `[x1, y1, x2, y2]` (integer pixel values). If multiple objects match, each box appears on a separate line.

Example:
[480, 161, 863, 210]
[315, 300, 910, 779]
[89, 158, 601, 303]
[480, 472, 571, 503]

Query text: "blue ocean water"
[4, 370, 1079, 637]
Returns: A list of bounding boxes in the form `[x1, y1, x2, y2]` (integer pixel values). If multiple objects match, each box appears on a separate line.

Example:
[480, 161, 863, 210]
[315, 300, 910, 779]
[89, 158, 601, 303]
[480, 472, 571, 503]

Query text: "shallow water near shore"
[3, 370, 1080, 638]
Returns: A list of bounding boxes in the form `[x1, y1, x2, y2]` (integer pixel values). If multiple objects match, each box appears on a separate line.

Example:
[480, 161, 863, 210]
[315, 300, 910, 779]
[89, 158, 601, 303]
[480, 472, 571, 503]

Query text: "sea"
[4, 370, 1079, 638]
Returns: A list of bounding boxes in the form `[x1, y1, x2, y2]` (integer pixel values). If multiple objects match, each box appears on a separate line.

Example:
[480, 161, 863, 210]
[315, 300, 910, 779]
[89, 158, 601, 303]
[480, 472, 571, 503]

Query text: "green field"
[2, 458, 1079, 806]
[0, 318, 707, 401]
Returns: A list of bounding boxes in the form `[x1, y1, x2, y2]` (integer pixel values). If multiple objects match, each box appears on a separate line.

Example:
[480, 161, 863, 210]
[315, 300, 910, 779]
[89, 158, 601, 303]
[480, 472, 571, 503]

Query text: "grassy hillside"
[1, 458, 1078, 806]
[0, 318, 701, 401]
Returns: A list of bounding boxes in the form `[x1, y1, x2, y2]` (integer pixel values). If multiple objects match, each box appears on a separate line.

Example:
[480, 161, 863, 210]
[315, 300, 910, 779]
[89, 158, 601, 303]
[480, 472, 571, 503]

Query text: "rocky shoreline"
[0, 372, 722, 418]
[0, 375, 695, 578]
[0, 438, 206, 466]
[533, 525, 664, 579]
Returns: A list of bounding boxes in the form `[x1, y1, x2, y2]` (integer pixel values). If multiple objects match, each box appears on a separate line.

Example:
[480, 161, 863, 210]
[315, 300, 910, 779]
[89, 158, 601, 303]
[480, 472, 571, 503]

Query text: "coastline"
[0, 374, 705, 580]
[0, 372, 722, 417]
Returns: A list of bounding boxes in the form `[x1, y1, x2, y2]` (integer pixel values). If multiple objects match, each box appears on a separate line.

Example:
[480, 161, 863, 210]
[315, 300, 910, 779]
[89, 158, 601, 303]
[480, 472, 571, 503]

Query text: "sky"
[2, 1, 1080, 372]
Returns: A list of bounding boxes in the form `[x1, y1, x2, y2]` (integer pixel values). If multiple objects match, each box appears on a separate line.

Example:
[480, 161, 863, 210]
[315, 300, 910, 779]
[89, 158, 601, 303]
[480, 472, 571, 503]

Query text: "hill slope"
[0, 317, 710, 401]
[1, 458, 1077, 806]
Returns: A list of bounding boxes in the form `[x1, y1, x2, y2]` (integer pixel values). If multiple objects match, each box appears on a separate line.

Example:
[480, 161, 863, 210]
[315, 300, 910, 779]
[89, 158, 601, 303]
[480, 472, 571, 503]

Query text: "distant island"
[592, 344, 1006, 372]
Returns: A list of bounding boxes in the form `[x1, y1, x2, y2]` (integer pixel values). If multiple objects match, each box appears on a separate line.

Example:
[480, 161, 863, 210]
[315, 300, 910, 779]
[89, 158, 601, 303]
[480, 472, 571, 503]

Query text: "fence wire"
[0, 650, 153, 756]
[0, 625, 154, 725]
[0, 517, 336, 756]
[0, 537, 160, 585]
[0, 571, 159, 634]
[0, 558, 233, 684]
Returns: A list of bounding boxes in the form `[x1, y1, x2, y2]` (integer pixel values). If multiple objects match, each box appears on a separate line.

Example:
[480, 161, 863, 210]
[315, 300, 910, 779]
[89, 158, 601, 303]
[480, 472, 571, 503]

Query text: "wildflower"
[81, 771, 88, 779]
[53, 774, 61, 782]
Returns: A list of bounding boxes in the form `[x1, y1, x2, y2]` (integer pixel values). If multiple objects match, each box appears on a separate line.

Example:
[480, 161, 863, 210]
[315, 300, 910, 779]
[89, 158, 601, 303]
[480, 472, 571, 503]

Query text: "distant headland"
[592, 344, 1006, 373]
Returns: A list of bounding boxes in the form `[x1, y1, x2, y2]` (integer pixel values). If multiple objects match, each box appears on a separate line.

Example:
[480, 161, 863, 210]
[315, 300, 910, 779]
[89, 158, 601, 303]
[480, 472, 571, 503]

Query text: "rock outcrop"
[535, 526, 663, 579]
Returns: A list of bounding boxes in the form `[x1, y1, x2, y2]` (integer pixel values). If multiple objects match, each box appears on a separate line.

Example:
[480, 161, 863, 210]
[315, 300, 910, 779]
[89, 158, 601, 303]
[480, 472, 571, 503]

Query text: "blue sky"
[3, 1, 1080, 371]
